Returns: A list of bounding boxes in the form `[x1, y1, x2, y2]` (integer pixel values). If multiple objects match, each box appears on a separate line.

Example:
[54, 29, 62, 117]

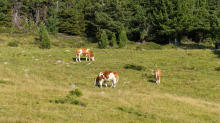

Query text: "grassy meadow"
[0, 33, 220, 123]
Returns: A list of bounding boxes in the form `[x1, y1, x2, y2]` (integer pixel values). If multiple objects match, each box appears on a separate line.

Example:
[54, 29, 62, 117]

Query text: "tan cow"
[94, 71, 119, 89]
[76, 48, 95, 62]
[154, 69, 162, 84]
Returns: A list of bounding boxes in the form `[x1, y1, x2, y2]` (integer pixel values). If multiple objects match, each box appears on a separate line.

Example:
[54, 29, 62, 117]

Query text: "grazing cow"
[94, 71, 119, 89]
[154, 69, 162, 84]
[76, 48, 95, 62]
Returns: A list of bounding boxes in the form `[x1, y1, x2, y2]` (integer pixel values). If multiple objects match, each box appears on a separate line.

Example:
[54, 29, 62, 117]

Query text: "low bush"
[163, 44, 178, 49]
[69, 89, 83, 97]
[136, 42, 163, 50]
[8, 40, 18, 47]
[50, 89, 86, 106]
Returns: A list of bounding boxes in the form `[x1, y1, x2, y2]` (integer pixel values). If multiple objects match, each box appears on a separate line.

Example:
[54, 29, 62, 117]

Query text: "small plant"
[8, 40, 18, 47]
[50, 89, 86, 106]
[69, 89, 83, 97]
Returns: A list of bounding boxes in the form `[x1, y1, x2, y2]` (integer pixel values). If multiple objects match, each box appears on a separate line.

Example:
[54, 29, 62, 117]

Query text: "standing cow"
[76, 48, 95, 62]
[94, 71, 119, 89]
[154, 69, 162, 84]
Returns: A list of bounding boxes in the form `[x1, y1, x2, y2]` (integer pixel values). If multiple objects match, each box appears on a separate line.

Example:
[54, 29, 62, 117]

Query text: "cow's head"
[91, 56, 95, 61]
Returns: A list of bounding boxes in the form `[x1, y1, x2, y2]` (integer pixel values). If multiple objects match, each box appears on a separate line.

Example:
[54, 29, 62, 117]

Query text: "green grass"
[0, 33, 219, 122]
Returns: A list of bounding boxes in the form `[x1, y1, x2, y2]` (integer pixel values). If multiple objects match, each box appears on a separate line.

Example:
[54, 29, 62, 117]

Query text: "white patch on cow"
[86, 49, 90, 53]
[99, 72, 103, 77]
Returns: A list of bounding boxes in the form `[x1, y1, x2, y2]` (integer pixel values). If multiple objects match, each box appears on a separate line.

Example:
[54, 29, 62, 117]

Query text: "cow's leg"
[105, 82, 107, 87]
[111, 81, 114, 88]
[156, 78, 159, 84]
[79, 55, 81, 62]
[100, 81, 102, 89]
[113, 83, 116, 88]
[76, 54, 78, 62]
[86, 54, 88, 61]
[112, 79, 116, 88]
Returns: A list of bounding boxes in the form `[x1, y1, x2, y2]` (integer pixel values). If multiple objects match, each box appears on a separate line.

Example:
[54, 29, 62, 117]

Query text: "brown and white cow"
[154, 69, 162, 84]
[76, 48, 95, 62]
[94, 71, 119, 89]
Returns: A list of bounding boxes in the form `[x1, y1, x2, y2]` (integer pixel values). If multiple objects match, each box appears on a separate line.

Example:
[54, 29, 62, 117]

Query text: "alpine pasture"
[0, 33, 220, 123]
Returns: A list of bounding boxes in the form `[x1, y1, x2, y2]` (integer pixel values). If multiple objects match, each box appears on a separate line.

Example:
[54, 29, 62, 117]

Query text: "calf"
[94, 71, 119, 89]
[154, 69, 162, 84]
[76, 48, 95, 62]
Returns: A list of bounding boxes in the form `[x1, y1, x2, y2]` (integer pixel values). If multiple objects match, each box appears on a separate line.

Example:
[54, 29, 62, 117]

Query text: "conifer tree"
[41, 30, 51, 49]
[47, 15, 59, 34]
[98, 30, 108, 49]
[38, 22, 51, 49]
[38, 22, 47, 41]
[118, 25, 128, 48]
[0, 0, 11, 26]
[59, 6, 86, 35]
[110, 33, 116, 46]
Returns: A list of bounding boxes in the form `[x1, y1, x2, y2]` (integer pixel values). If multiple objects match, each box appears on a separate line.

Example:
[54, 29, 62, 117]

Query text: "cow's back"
[103, 71, 119, 80]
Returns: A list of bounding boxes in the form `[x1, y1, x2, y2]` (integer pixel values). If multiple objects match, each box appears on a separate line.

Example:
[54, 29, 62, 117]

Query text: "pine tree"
[0, 0, 11, 27]
[47, 15, 59, 34]
[118, 25, 128, 48]
[41, 30, 51, 49]
[59, 4, 86, 35]
[98, 30, 108, 49]
[38, 22, 51, 49]
[38, 22, 47, 41]
[110, 33, 116, 46]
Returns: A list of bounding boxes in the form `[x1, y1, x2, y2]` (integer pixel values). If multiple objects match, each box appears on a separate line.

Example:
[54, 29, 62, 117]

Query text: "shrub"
[136, 42, 163, 50]
[8, 40, 18, 47]
[205, 37, 213, 44]
[163, 44, 178, 49]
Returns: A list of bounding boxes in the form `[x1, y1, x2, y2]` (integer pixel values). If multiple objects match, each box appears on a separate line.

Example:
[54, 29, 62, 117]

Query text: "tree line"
[1, 0, 220, 45]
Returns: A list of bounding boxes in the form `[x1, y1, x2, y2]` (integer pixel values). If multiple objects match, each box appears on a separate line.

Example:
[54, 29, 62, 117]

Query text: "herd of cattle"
[75, 48, 162, 89]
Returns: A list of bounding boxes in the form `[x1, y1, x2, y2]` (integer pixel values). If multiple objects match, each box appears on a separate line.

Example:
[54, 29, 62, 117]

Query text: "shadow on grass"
[72, 58, 87, 62]
[212, 50, 220, 58]
[148, 80, 156, 83]
[179, 43, 214, 50]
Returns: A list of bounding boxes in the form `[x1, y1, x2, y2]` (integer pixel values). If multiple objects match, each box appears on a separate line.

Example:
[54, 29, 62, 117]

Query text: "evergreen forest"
[1, 0, 220, 44]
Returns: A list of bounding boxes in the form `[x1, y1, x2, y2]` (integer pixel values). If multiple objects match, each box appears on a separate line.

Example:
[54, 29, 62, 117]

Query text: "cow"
[154, 69, 162, 84]
[94, 71, 119, 89]
[75, 48, 95, 62]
